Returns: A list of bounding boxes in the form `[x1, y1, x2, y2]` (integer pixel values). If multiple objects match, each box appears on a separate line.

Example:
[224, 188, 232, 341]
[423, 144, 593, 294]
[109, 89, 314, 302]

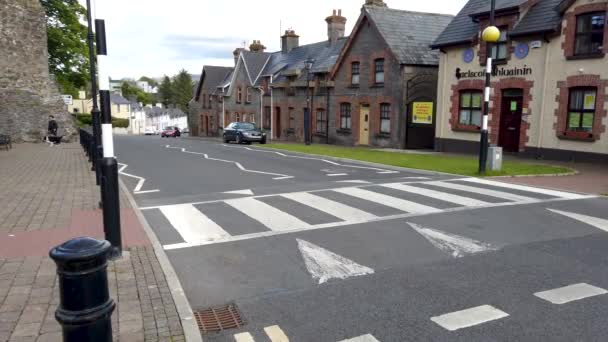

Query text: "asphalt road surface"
[116, 135, 608, 342]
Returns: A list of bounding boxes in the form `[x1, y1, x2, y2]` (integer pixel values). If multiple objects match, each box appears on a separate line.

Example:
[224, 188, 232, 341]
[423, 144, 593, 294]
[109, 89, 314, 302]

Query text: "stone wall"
[0, 0, 76, 142]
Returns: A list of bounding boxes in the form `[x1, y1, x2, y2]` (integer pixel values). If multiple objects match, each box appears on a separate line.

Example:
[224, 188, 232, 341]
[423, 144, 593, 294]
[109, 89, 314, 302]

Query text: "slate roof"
[432, 0, 565, 48]
[144, 107, 186, 118]
[365, 7, 453, 65]
[195, 66, 233, 97]
[110, 93, 131, 105]
[241, 51, 272, 84]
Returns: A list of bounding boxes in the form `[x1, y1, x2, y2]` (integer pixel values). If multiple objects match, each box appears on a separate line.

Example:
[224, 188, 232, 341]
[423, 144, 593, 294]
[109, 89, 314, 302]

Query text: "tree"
[40, 0, 89, 96]
[172, 69, 194, 112]
[158, 76, 174, 107]
[121, 80, 155, 106]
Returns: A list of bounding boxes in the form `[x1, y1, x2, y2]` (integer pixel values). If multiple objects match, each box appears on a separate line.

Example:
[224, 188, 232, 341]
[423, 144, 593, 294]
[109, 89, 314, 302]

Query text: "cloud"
[163, 34, 243, 60]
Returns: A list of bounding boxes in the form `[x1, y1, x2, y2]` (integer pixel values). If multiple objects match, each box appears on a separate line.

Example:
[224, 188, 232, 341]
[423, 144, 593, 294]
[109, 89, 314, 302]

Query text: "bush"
[112, 118, 129, 128]
[72, 114, 130, 128]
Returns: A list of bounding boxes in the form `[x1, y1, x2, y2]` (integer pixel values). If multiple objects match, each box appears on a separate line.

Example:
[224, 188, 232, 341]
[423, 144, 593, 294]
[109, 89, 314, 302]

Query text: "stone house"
[190, 66, 233, 136]
[432, 0, 608, 162]
[69, 93, 132, 119]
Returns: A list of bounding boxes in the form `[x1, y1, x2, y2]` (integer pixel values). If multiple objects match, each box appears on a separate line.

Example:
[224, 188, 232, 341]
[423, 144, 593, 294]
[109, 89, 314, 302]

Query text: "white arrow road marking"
[223, 189, 254, 196]
[297, 239, 374, 284]
[117, 163, 160, 194]
[547, 209, 608, 232]
[407, 222, 497, 258]
[166, 145, 293, 180]
[338, 334, 381, 342]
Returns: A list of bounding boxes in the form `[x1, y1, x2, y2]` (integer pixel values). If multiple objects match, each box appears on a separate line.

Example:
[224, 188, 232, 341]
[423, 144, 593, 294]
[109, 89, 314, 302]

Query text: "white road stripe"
[381, 183, 490, 207]
[234, 332, 255, 342]
[134, 189, 161, 195]
[327, 173, 348, 177]
[334, 187, 441, 214]
[534, 283, 608, 304]
[225, 197, 311, 231]
[282, 192, 377, 222]
[547, 209, 608, 233]
[159, 204, 230, 243]
[427, 181, 535, 202]
[407, 222, 497, 258]
[264, 325, 289, 342]
[223, 189, 254, 196]
[461, 178, 587, 199]
[336, 180, 372, 184]
[339, 334, 380, 342]
[431, 305, 509, 331]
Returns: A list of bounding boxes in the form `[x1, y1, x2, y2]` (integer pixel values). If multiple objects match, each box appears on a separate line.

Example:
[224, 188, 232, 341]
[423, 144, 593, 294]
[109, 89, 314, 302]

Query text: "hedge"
[73, 114, 130, 128]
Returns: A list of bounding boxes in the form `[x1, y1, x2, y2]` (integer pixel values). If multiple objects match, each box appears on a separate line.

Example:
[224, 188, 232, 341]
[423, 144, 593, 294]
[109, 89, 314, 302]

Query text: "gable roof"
[194, 66, 233, 99]
[241, 51, 272, 84]
[431, 0, 564, 48]
[110, 93, 130, 105]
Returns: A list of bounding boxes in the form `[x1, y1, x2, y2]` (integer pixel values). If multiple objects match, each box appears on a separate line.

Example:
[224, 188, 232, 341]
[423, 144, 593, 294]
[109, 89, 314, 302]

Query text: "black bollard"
[50, 237, 116, 342]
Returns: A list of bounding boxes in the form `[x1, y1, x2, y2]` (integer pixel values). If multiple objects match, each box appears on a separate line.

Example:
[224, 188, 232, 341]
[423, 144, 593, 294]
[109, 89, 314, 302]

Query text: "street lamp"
[304, 58, 315, 145]
[478, 0, 499, 175]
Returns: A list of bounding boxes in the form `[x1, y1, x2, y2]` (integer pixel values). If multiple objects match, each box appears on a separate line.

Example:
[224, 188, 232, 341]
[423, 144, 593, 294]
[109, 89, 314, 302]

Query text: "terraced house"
[432, 0, 608, 161]
[190, 0, 453, 149]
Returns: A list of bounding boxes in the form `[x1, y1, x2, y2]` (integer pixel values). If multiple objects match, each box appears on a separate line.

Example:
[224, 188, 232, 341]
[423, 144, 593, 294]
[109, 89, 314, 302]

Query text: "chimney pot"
[326, 9, 347, 45]
[281, 30, 300, 53]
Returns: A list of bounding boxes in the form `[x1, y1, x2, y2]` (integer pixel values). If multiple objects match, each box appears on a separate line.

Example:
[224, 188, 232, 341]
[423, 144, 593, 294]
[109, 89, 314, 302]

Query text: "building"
[145, 106, 188, 132]
[136, 80, 158, 94]
[129, 102, 146, 135]
[190, 66, 233, 136]
[68, 92, 132, 119]
[432, 0, 608, 162]
[190, 0, 452, 149]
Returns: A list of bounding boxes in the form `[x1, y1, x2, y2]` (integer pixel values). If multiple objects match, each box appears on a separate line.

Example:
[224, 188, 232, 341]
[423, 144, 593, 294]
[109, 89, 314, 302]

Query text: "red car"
[161, 126, 181, 138]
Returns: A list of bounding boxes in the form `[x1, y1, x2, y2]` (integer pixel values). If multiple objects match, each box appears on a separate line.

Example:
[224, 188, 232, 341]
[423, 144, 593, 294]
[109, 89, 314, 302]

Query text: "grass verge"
[266, 143, 573, 177]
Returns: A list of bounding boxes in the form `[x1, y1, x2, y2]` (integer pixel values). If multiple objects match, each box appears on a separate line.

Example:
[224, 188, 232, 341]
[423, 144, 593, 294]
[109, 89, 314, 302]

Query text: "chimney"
[281, 30, 299, 53]
[326, 9, 347, 44]
[249, 40, 266, 53]
[233, 47, 247, 66]
[365, 0, 387, 7]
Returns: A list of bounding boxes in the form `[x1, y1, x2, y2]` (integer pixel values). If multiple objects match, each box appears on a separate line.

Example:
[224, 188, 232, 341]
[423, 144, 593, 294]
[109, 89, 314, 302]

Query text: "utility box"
[487, 146, 503, 171]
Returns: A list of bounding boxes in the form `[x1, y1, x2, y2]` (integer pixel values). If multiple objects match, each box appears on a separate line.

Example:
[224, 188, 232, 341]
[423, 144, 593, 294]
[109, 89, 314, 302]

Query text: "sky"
[84, 0, 468, 80]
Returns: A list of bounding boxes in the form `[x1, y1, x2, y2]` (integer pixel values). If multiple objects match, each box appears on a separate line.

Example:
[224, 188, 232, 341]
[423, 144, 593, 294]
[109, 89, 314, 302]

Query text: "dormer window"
[575, 12, 605, 56]
[490, 28, 508, 61]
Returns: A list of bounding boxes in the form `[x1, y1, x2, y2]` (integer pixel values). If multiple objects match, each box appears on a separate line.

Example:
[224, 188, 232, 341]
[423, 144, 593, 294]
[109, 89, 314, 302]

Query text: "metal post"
[50, 237, 116, 342]
[85, 0, 102, 184]
[96, 19, 122, 258]
[479, 0, 496, 175]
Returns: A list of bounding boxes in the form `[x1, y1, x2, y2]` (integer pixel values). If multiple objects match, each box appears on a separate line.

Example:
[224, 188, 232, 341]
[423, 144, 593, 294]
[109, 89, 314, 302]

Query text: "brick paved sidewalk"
[0, 143, 186, 342]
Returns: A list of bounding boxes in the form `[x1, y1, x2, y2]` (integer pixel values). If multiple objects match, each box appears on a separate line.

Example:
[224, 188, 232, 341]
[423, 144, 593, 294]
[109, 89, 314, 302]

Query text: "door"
[359, 105, 370, 145]
[275, 107, 281, 138]
[406, 101, 436, 149]
[498, 90, 523, 152]
[204, 116, 209, 136]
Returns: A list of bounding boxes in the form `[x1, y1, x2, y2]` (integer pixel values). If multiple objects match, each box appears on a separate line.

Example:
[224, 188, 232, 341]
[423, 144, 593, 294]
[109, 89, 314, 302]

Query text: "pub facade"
[432, 0, 608, 162]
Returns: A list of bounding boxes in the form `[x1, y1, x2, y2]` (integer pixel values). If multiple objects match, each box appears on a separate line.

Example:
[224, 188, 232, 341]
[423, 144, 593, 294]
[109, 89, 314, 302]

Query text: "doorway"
[359, 105, 370, 145]
[275, 107, 281, 139]
[498, 89, 523, 152]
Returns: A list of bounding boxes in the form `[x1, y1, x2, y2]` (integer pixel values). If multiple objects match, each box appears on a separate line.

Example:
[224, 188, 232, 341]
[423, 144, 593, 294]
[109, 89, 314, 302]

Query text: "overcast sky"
[85, 0, 468, 80]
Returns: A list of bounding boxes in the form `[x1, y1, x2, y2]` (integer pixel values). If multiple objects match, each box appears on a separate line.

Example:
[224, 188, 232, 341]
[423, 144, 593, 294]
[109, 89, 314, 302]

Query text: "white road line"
[225, 197, 311, 231]
[161, 196, 583, 250]
[381, 183, 490, 207]
[234, 332, 255, 342]
[461, 178, 588, 199]
[431, 305, 509, 331]
[223, 189, 254, 196]
[134, 189, 161, 195]
[547, 209, 608, 233]
[264, 325, 289, 342]
[117, 163, 159, 194]
[334, 187, 441, 214]
[407, 222, 497, 258]
[297, 239, 374, 284]
[339, 334, 380, 342]
[282, 192, 377, 222]
[427, 181, 535, 202]
[377, 171, 399, 174]
[327, 173, 348, 177]
[534, 283, 608, 304]
[336, 180, 372, 184]
[159, 204, 230, 243]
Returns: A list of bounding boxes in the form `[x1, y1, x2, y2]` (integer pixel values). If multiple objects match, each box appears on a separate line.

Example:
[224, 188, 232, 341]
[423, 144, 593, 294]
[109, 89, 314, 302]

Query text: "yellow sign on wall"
[412, 102, 434, 124]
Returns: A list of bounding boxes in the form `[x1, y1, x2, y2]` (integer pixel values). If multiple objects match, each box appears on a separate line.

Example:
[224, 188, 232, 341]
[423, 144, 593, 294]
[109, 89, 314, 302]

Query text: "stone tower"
[365, 0, 387, 7]
[326, 9, 347, 44]
[0, 0, 76, 142]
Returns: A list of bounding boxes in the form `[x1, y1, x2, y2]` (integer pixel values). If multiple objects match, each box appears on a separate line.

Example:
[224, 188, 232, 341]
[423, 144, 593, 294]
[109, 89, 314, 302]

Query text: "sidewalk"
[0, 143, 186, 342]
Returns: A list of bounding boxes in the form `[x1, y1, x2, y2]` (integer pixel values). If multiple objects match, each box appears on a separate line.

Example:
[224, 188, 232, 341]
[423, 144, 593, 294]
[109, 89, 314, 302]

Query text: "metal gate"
[405, 73, 437, 150]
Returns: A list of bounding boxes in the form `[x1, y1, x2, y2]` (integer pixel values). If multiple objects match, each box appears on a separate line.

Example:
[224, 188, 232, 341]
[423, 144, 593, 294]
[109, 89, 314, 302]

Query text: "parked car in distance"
[223, 122, 266, 144]
[181, 127, 190, 134]
[144, 127, 158, 135]
[161, 126, 181, 138]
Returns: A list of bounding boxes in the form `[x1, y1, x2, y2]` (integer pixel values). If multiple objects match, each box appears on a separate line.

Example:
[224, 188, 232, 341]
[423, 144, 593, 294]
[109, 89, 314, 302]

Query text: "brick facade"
[562, 3, 608, 58]
[477, 13, 520, 64]
[449, 79, 485, 131]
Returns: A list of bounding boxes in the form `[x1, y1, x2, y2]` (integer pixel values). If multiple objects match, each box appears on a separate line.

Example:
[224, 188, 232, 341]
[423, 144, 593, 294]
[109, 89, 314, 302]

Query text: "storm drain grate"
[193, 304, 245, 333]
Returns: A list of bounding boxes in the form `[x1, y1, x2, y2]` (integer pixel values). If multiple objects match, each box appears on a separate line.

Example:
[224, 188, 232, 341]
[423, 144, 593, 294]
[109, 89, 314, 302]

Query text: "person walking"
[46, 115, 61, 146]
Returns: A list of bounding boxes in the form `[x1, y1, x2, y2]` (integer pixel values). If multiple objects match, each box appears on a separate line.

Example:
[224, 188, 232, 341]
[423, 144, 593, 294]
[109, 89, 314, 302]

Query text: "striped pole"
[96, 18, 122, 258]
[478, 0, 496, 175]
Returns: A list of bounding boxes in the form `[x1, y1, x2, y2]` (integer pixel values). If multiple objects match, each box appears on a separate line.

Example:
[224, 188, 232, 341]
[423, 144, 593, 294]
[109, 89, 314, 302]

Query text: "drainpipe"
[270, 75, 274, 140]
[326, 76, 330, 144]
[537, 38, 552, 157]
[222, 88, 225, 131]
[257, 86, 265, 129]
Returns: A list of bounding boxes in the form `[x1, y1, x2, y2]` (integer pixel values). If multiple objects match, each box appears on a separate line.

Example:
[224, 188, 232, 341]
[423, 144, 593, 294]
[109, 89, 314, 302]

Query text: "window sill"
[566, 53, 605, 60]
[370, 83, 384, 88]
[375, 132, 391, 139]
[336, 128, 352, 135]
[558, 131, 596, 141]
[348, 84, 360, 89]
[452, 125, 481, 133]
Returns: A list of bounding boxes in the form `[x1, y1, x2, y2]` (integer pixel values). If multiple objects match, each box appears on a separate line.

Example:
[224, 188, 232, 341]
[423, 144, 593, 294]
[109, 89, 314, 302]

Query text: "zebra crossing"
[142, 178, 591, 250]
[232, 325, 379, 342]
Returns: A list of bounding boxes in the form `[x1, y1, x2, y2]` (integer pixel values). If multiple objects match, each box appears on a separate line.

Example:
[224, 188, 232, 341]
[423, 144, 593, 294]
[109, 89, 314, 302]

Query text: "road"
[116, 135, 608, 342]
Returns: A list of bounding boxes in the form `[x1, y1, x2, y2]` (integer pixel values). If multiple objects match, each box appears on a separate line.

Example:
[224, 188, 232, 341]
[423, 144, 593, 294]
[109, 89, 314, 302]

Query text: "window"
[374, 59, 384, 84]
[246, 87, 252, 103]
[243, 113, 248, 122]
[458, 91, 483, 126]
[250, 113, 255, 123]
[567, 87, 596, 132]
[490, 28, 508, 61]
[288, 107, 295, 129]
[237, 87, 242, 103]
[575, 12, 605, 56]
[263, 106, 271, 129]
[351, 62, 360, 86]
[316, 109, 326, 134]
[380, 103, 391, 133]
[117, 104, 121, 112]
[235, 112, 240, 122]
[340, 103, 352, 129]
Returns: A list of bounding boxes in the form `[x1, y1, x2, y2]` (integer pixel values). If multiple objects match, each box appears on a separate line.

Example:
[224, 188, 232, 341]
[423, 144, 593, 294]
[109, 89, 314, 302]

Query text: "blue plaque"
[515, 43, 529, 59]
[462, 48, 474, 63]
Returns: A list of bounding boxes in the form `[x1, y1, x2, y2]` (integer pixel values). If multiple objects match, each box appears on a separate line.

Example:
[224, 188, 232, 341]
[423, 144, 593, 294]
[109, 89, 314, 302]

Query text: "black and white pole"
[85, 0, 102, 186]
[96, 19, 122, 258]
[478, 0, 499, 175]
